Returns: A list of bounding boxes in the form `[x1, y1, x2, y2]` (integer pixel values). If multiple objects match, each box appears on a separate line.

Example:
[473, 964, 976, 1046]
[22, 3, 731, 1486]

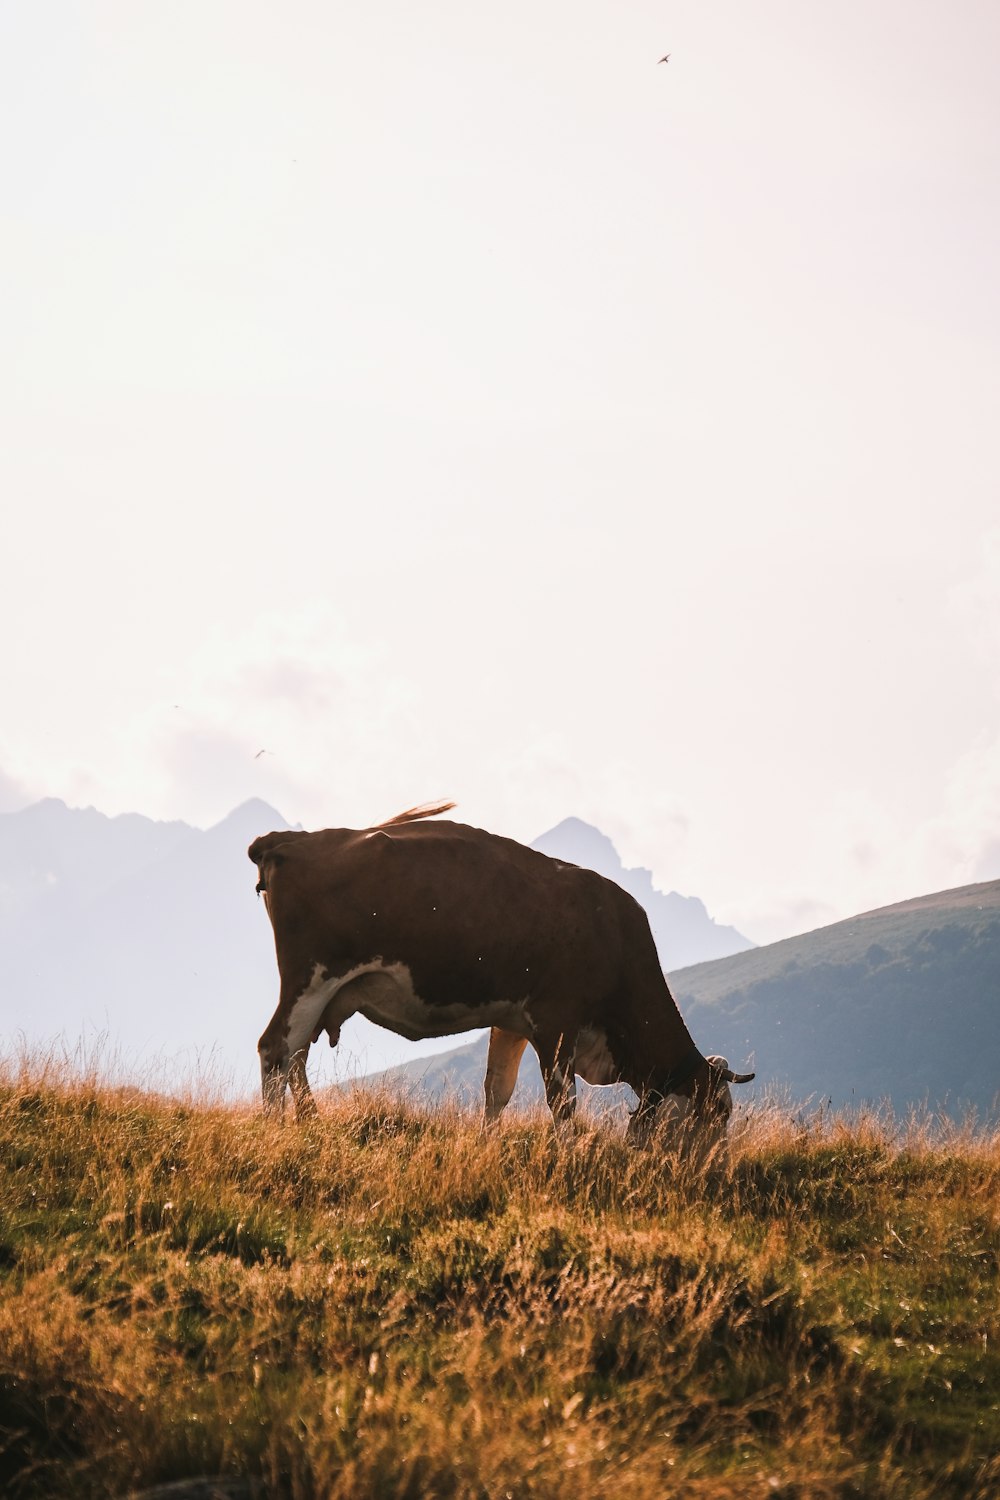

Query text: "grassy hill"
[358, 878, 1000, 1119]
[2, 1062, 999, 1499]
[674, 877, 1000, 1115]
[675, 878, 1000, 1006]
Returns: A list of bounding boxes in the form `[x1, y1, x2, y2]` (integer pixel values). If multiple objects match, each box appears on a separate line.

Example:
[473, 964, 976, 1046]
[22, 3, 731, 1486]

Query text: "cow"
[249, 802, 754, 1141]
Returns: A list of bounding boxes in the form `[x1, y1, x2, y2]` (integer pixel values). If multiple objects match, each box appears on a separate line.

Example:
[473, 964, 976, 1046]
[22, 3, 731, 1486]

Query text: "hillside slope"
[674, 877, 1000, 1114]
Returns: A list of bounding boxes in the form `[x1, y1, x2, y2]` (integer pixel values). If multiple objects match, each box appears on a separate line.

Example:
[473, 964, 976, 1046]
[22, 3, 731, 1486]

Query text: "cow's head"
[696, 1054, 755, 1131]
[627, 1054, 755, 1151]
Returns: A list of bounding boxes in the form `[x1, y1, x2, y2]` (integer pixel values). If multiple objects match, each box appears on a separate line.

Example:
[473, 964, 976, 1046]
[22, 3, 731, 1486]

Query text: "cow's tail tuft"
[375, 800, 456, 829]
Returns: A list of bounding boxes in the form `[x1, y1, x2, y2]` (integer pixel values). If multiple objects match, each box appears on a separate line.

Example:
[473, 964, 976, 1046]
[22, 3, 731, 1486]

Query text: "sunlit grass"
[1, 1054, 998, 1499]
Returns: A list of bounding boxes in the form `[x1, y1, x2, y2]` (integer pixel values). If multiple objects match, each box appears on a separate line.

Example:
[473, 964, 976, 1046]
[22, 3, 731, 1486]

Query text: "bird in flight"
[659, 53, 670, 63]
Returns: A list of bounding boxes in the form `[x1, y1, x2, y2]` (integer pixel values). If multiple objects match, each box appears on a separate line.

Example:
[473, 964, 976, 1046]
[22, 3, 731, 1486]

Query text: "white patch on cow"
[283, 959, 532, 1059]
[358, 977, 531, 1043]
[283, 963, 353, 1060]
[573, 1025, 619, 1086]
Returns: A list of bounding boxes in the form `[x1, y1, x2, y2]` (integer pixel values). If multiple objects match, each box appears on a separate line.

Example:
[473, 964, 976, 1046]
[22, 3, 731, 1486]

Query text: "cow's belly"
[354, 967, 531, 1041]
[285, 960, 531, 1054]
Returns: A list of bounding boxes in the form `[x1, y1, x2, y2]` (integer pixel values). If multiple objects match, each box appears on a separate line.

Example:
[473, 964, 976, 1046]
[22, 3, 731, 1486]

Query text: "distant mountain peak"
[212, 798, 290, 833]
[532, 817, 621, 873]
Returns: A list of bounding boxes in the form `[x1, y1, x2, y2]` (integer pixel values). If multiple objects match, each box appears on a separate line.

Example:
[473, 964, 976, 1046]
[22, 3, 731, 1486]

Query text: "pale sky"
[3, 0, 999, 946]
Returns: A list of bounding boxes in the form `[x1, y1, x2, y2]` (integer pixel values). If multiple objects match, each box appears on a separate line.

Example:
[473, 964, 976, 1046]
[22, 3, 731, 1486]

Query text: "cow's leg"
[282, 1002, 347, 1122]
[533, 1031, 578, 1127]
[259, 1009, 293, 1119]
[287, 1049, 318, 1121]
[483, 1028, 528, 1128]
[258, 962, 337, 1120]
[259, 1034, 319, 1122]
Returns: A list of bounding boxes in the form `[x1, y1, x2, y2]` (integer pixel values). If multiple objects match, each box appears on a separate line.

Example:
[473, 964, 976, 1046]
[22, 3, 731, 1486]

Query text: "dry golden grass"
[1, 1054, 999, 1499]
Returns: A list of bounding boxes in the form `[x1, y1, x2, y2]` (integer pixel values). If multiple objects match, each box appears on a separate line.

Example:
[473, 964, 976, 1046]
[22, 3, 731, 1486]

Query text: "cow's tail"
[375, 800, 456, 829]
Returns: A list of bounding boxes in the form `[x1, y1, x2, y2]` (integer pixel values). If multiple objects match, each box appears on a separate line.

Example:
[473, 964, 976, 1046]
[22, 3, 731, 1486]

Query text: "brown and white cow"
[249, 802, 754, 1140]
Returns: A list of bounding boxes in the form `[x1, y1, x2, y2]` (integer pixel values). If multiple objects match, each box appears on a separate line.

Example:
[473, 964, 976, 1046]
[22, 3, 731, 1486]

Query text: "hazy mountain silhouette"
[1, 798, 290, 1087]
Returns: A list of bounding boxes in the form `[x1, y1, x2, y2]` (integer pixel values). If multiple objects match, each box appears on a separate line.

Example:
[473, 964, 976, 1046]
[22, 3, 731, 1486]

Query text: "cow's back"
[250, 817, 661, 1020]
